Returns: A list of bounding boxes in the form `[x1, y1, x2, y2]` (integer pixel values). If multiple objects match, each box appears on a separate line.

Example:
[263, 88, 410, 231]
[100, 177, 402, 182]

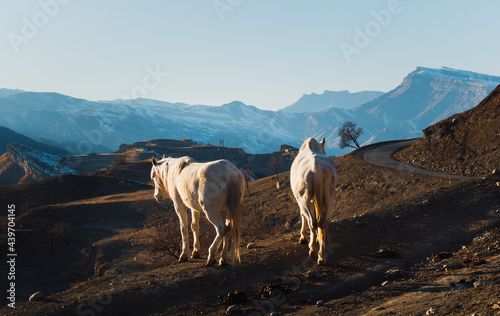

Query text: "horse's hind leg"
[174, 202, 190, 262]
[191, 210, 201, 259]
[317, 197, 334, 265]
[299, 211, 308, 244]
[308, 220, 318, 258]
[299, 199, 317, 257]
[219, 220, 231, 266]
[317, 225, 327, 265]
[203, 206, 226, 266]
[207, 224, 225, 266]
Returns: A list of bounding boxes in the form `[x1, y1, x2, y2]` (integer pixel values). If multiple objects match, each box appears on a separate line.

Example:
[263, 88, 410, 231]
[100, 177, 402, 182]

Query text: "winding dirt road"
[363, 139, 468, 180]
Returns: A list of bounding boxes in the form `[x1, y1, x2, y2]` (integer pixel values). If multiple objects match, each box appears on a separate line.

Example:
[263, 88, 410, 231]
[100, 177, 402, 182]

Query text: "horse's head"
[151, 156, 168, 202]
[301, 137, 326, 154]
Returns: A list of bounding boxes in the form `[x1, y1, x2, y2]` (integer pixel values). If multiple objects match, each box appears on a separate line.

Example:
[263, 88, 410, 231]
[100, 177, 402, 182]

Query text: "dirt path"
[364, 139, 468, 180]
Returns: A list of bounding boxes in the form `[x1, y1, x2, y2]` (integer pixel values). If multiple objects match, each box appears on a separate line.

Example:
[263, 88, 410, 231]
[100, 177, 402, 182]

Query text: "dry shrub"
[242, 207, 284, 244]
[142, 219, 183, 268]
[46, 220, 71, 254]
[29, 218, 72, 255]
[361, 184, 382, 205]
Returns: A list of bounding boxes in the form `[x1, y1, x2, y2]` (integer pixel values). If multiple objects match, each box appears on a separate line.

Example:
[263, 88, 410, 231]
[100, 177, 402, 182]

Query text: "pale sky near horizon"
[0, 0, 499, 110]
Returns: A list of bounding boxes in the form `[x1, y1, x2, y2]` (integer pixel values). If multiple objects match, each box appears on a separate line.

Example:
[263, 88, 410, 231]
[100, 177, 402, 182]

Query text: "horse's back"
[198, 159, 243, 183]
[291, 150, 336, 199]
[179, 159, 244, 205]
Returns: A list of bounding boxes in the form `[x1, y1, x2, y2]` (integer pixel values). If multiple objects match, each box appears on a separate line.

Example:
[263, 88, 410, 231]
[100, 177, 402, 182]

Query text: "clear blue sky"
[1, 0, 499, 110]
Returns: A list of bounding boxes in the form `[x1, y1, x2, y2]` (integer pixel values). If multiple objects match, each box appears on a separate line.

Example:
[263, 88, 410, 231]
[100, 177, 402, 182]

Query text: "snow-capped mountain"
[281, 90, 384, 113]
[0, 66, 498, 156]
[349, 66, 500, 145]
[0, 92, 300, 154]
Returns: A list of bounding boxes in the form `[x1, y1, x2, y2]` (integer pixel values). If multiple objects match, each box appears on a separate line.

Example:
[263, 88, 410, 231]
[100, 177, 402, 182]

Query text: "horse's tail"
[227, 173, 243, 265]
[312, 169, 325, 228]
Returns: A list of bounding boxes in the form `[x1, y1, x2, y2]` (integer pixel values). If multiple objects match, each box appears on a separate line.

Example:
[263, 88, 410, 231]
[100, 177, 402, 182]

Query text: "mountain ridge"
[1, 66, 499, 156]
[281, 90, 385, 113]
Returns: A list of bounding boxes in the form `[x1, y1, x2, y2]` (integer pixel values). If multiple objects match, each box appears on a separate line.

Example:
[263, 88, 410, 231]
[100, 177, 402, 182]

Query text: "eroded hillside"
[396, 85, 500, 176]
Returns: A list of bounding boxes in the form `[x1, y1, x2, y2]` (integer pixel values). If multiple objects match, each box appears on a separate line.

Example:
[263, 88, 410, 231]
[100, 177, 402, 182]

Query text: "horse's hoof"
[206, 258, 216, 266]
[309, 250, 315, 258]
[299, 238, 307, 245]
[191, 251, 200, 259]
[178, 254, 188, 262]
[317, 259, 326, 266]
[219, 258, 228, 266]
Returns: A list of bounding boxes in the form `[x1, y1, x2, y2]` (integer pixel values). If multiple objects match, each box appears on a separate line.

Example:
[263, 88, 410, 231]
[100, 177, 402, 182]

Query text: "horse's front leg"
[174, 202, 190, 262]
[191, 210, 201, 259]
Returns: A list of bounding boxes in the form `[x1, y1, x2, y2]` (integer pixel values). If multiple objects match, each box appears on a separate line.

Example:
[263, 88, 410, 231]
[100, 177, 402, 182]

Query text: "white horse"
[151, 156, 245, 266]
[290, 137, 337, 265]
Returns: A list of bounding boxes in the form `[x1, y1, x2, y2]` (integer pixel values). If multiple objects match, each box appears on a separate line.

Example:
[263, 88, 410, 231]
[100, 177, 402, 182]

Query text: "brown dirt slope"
[2, 144, 499, 316]
[396, 84, 500, 176]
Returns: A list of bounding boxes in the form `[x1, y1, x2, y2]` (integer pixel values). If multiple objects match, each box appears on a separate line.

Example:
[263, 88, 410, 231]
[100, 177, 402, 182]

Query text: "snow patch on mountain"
[416, 67, 500, 85]
[8, 143, 77, 177]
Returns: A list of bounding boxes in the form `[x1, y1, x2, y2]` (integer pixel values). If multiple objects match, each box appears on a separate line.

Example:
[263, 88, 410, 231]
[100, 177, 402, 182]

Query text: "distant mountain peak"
[282, 90, 384, 113]
[412, 66, 500, 84]
[221, 100, 248, 107]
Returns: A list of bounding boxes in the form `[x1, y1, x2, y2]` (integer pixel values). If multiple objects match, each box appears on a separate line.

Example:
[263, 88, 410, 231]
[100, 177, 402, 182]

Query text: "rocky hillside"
[0, 143, 76, 185]
[396, 84, 500, 176]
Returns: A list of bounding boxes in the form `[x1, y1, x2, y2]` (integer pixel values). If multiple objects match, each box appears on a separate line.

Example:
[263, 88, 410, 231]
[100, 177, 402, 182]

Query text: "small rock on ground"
[29, 291, 44, 302]
[227, 304, 240, 313]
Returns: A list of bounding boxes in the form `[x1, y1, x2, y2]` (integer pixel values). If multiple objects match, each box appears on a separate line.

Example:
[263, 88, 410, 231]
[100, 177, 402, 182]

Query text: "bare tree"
[112, 154, 127, 166]
[269, 155, 282, 180]
[339, 121, 363, 149]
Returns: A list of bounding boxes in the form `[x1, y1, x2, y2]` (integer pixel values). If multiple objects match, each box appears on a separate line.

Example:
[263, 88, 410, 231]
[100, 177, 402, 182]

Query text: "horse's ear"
[177, 156, 192, 174]
[320, 137, 326, 148]
[152, 157, 158, 166]
[163, 154, 165, 159]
